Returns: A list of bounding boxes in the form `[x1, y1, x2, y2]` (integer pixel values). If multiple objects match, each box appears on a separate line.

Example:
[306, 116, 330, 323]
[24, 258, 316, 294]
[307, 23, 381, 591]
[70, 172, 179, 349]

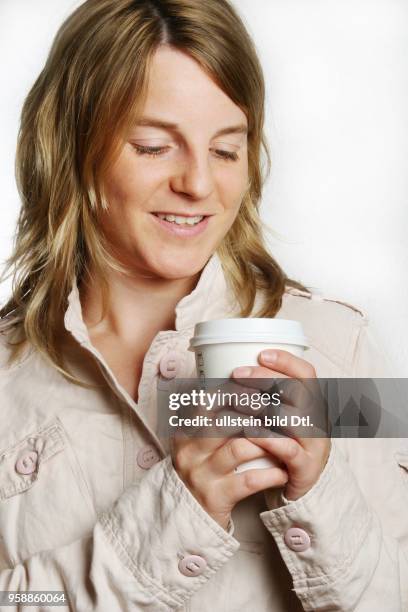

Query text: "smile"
[150, 213, 210, 237]
[155, 213, 203, 226]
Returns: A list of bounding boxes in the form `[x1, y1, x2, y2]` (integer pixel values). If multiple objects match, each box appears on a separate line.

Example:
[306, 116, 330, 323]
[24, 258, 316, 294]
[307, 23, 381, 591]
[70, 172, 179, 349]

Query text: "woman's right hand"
[170, 414, 289, 531]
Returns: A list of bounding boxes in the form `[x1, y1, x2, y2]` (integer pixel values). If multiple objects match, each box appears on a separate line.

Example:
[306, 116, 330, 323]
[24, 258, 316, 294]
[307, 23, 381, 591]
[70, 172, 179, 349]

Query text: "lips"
[150, 212, 210, 237]
[152, 212, 209, 218]
[154, 213, 204, 226]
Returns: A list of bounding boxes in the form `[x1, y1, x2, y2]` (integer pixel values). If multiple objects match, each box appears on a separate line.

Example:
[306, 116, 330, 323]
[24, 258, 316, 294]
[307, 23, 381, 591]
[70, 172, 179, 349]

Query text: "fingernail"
[260, 350, 278, 364]
[232, 366, 252, 377]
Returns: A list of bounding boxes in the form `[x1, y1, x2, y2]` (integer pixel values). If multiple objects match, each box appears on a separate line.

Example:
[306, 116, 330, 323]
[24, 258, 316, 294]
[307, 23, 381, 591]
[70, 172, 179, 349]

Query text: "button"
[15, 451, 38, 475]
[178, 554, 207, 577]
[136, 445, 160, 469]
[159, 351, 180, 379]
[284, 527, 311, 552]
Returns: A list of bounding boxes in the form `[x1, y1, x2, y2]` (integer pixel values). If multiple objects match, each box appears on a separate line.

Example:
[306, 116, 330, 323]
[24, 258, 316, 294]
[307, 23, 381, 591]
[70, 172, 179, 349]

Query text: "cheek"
[219, 170, 248, 212]
[103, 149, 160, 207]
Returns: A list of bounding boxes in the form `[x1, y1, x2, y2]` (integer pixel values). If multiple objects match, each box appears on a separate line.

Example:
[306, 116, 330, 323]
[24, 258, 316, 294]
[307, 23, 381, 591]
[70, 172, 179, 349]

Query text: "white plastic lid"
[189, 318, 309, 350]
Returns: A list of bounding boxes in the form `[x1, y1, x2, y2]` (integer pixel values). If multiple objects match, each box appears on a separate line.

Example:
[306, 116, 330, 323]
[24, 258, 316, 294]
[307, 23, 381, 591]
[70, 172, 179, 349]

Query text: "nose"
[169, 151, 214, 200]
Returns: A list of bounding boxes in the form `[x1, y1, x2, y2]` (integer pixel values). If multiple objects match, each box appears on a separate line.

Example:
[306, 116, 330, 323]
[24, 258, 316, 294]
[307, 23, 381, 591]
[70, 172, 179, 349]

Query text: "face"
[100, 45, 249, 280]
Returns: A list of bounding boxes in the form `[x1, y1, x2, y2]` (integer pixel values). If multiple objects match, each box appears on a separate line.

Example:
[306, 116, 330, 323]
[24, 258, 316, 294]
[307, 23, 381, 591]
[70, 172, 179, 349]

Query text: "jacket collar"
[64, 252, 235, 346]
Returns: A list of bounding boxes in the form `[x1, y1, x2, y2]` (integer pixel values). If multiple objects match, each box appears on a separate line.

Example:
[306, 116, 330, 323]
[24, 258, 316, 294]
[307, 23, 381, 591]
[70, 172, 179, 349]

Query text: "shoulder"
[283, 285, 367, 319]
[279, 286, 378, 375]
[0, 322, 32, 371]
[0, 325, 64, 451]
[281, 285, 368, 338]
[0, 324, 39, 421]
[0, 325, 17, 369]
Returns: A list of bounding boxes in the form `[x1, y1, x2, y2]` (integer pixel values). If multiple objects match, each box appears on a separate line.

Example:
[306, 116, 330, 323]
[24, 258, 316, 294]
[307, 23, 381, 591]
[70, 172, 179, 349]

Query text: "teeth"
[156, 214, 204, 225]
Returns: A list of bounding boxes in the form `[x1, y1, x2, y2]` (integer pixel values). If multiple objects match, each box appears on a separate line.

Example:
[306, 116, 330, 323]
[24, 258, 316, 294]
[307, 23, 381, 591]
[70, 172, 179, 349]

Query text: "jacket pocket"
[0, 417, 96, 566]
[0, 420, 66, 500]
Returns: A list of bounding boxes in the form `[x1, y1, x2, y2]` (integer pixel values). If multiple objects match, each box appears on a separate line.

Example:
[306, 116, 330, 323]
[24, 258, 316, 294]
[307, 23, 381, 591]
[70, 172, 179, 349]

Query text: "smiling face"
[100, 45, 249, 280]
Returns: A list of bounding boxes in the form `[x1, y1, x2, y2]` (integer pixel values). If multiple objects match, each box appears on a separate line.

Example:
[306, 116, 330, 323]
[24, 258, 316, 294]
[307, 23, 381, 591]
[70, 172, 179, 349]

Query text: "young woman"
[0, 1, 406, 610]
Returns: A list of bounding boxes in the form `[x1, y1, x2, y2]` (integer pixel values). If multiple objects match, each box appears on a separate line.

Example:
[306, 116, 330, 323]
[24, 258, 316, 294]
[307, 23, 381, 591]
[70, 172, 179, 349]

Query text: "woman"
[0, 0, 406, 610]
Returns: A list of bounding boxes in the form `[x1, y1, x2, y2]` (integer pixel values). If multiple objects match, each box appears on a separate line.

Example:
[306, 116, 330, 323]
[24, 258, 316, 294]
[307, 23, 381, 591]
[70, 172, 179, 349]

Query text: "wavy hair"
[0, 0, 307, 381]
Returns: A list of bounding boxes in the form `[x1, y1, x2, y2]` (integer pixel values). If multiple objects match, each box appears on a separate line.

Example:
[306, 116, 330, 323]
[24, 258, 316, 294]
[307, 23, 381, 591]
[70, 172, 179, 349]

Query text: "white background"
[0, 0, 407, 374]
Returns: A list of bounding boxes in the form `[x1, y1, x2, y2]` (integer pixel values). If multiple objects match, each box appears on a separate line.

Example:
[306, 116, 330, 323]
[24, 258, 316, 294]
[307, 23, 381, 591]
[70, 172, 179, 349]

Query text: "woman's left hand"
[231, 349, 331, 501]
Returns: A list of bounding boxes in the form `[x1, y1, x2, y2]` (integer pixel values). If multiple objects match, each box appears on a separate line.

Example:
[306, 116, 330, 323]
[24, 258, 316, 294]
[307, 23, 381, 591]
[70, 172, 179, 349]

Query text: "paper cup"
[188, 318, 309, 472]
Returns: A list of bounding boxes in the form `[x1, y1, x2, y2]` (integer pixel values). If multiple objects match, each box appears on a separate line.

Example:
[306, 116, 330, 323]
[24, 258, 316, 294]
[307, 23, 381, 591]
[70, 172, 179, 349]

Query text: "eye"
[132, 144, 170, 157]
[212, 149, 239, 162]
[132, 144, 239, 161]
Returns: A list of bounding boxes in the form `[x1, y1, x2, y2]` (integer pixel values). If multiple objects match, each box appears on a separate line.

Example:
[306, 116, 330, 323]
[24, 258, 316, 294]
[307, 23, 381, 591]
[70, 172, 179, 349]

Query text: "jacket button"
[284, 527, 311, 552]
[136, 445, 160, 469]
[15, 451, 38, 475]
[159, 351, 180, 379]
[178, 554, 207, 577]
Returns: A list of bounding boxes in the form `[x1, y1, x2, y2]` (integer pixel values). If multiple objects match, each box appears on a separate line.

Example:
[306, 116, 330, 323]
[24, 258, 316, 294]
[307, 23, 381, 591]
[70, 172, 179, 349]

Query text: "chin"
[149, 253, 210, 280]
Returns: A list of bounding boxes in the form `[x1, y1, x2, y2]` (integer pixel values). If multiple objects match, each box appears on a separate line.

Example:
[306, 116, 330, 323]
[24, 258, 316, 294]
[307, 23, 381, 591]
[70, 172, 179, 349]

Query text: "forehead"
[140, 46, 247, 128]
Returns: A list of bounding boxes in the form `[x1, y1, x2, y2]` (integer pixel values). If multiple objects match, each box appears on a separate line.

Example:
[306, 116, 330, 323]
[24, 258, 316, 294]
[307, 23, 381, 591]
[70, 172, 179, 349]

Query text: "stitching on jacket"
[282, 293, 364, 368]
[284, 287, 366, 319]
[322, 297, 366, 319]
[346, 315, 368, 376]
[293, 512, 380, 611]
[0, 421, 66, 500]
[263, 443, 377, 586]
[0, 422, 64, 459]
[307, 342, 345, 370]
[293, 509, 376, 589]
[98, 457, 239, 604]
[54, 416, 96, 517]
[98, 512, 183, 609]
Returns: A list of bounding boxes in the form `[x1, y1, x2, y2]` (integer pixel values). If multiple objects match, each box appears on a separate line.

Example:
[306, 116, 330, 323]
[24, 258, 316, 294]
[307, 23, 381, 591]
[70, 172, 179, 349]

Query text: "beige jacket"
[0, 253, 407, 612]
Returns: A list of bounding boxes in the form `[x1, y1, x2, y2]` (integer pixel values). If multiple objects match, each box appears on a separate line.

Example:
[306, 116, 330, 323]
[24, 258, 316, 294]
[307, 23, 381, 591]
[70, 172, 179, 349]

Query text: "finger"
[226, 466, 289, 505]
[264, 400, 328, 440]
[171, 379, 252, 417]
[173, 407, 246, 457]
[229, 370, 309, 424]
[258, 350, 320, 399]
[244, 429, 306, 475]
[222, 384, 273, 415]
[231, 366, 289, 396]
[231, 367, 320, 422]
[175, 380, 270, 419]
[208, 436, 282, 475]
[232, 365, 317, 404]
[297, 436, 332, 458]
[258, 349, 316, 378]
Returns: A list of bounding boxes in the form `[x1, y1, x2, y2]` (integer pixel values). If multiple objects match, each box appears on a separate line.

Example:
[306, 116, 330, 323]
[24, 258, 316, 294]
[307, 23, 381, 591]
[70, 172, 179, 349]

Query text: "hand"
[231, 349, 331, 501]
[170, 380, 289, 530]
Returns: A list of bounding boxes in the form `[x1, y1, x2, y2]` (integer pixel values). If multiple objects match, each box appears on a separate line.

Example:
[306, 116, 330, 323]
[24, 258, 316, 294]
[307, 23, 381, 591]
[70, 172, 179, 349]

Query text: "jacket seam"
[262, 443, 375, 583]
[0, 339, 35, 375]
[292, 510, 376, 589]
[98, 512, 183, 608]
[0, 421, 62, 457]
[293, 514, 380, 611]
[347, 315, 368, 376]
[55, 416, 97, 516]
[307, 342, 345, 370]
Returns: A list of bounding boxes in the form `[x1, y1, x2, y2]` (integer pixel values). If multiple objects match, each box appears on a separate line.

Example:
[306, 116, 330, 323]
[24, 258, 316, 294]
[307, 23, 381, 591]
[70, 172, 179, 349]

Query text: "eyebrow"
[135, 117, 248, 138]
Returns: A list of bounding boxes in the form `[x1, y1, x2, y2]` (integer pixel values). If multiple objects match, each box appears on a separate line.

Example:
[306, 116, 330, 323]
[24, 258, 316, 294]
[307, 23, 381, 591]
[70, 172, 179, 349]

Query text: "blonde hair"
[0, 0, 307, 380]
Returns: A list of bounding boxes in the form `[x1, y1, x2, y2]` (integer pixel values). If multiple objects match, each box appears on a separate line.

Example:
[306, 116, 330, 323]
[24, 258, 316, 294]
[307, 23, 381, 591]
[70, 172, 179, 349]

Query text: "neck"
[79, 264, 201, 343]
